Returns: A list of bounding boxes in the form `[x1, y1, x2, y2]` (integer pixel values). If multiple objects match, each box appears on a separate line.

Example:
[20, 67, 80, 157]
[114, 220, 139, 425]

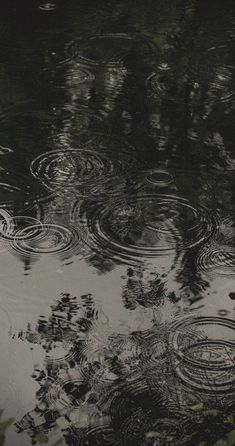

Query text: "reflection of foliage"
[1, 1, 235, 446]
[15, 293, 235, 446]
[122, 267, 166, 309]
[145, 395, 235, 446]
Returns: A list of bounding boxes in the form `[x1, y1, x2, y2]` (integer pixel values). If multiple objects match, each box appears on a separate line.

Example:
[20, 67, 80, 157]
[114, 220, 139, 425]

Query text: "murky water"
[0, 1, 234, 445]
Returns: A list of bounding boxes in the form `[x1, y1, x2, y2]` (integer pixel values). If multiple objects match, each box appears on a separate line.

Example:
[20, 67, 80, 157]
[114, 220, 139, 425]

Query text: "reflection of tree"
[0, 0, 234, 280]
[1, 3, 235, 443]
[122, 266, 166, 310]
[15, 293, 235, 446]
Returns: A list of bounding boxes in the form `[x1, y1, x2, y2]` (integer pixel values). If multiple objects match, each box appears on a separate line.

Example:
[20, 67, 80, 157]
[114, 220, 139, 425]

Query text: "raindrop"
[38, 2, 56, 11]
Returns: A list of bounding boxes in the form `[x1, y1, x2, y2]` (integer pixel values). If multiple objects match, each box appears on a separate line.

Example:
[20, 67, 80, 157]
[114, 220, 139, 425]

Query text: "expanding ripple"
[77, 194, 216, 264]
[147, 65, 234, 106]
[0, 209, 14, 240]
[65, 33, 157, 68]
[11, 223, 81, 259]
[206, 66, 234, 105]
[31, 149, 112, 192]
[170, 317, 235, 395]
[46, 374, 90, 410]
[31, 137, 138, 196]
[0, 215, 42, 240]
[197, 244, 235, 277]
[51, 64, 95, 90]
[145, 169, 174, 187]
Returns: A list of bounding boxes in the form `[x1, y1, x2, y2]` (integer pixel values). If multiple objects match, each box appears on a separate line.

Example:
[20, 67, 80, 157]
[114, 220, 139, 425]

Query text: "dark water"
[0, 1, 235, 445]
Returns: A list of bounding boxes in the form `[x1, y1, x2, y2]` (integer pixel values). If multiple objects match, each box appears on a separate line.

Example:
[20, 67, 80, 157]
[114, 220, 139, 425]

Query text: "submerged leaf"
[145, 431, 161, 439]
[0, 418, 14, 446]
[213, 442, 227, 446]
[227, 430, 235, 446]
[35, 432, 48, 444]
[190, 402, 204, 412]
[203, 409, 218, 417]
[51, 439, 64, 446]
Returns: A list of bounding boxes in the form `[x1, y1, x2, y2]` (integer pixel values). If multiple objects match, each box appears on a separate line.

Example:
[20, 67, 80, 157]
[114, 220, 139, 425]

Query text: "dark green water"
[0, 1, 234, 445]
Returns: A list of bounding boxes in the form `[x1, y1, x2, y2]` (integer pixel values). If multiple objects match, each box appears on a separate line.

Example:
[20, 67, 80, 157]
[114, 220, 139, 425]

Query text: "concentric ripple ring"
[11, 223, 80, 258]
[30, 138, 138, 196]
[30, 148, 113, 192]
[197, 245, 235, 276]
[65, 33, 157, 68]
[77, 194, 216, 263]
[0, 215, 42, 240]
[170, 317, 235, 394]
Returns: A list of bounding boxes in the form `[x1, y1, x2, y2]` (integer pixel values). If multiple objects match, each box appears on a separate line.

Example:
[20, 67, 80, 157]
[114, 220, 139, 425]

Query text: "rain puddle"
[0, 1, 234, 445]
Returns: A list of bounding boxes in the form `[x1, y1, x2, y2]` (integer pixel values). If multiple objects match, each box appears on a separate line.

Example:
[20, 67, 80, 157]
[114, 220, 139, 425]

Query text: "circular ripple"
[171, 317, 235, 395]
[11, 223, 80, 258]
[206, 66, 234, 104]
[147, 66, 234, 106]
[0, 209, 13, 238]
[31, 149, 112, 192]
[117, 408, 152, 446]
[48, 377, 90, 410]
[146, 169, 174, 187]
[78, 194, 216, 264]
[65, 33, 157, 68]
[52, 64, 95, 90]
[197, 245, 235, 276]
[147, 418, 187, 446]
[31, 138, 138, 196]
[0, 215, 42, 240]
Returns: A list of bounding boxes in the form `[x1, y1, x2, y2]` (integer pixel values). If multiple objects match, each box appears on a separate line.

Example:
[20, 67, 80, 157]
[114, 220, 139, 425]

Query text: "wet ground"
[0, 1, 235, 445]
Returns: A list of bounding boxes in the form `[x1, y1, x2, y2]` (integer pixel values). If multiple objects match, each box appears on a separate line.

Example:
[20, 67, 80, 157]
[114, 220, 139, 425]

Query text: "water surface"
[0, 1, 235, 445]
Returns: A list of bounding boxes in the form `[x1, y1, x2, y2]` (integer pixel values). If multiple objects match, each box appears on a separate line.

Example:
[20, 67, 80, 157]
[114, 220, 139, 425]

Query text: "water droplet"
[38, 2, 56, 11]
